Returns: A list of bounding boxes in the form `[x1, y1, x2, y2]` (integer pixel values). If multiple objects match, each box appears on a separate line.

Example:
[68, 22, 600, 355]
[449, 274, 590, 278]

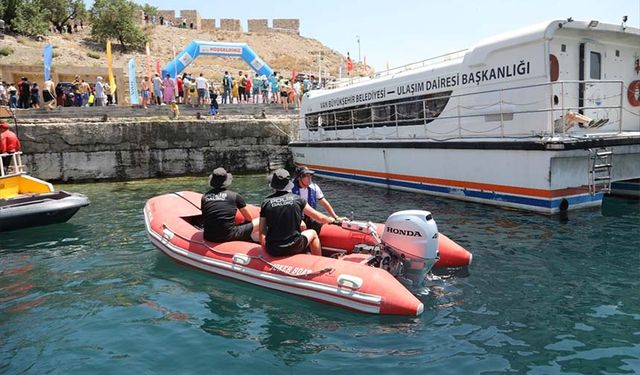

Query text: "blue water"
[1, 175, 639, 374]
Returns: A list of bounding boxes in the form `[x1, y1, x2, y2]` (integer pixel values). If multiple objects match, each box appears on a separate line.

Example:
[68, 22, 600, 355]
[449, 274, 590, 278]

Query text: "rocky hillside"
[0, 24, 366, 81]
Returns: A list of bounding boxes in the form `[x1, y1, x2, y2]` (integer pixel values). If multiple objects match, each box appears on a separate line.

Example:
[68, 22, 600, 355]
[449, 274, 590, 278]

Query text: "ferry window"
[321, 113, 335, 130]
[305, 114, 318, 130]
[561, 44, 566, 52]
[425, 94, 450, 119]
[353, 108, 372, 125]
[335, 110, 352, 128]
[372, 105, 392, 123]
[615, 50, 620, 57]
[396, 101, 424, 122]
[590, 52, 601, 79]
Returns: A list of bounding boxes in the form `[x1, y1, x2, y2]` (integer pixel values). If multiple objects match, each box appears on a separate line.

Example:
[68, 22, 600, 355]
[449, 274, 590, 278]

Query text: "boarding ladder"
[0, 152, 26, 177]
[588, 148, 613, 194]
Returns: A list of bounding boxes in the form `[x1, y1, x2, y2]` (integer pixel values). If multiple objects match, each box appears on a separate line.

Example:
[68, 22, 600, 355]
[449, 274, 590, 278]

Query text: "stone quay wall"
[17, 119, 295, 182]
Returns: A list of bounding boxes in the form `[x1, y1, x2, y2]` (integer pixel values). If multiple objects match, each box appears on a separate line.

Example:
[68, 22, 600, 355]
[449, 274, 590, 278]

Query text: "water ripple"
[1, 176, 638, 373]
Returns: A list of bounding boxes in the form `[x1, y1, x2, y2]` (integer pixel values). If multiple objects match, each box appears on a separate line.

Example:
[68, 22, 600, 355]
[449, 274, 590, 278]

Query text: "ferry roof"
[307, 19, 639, 100]
[464, 19, 640, 66]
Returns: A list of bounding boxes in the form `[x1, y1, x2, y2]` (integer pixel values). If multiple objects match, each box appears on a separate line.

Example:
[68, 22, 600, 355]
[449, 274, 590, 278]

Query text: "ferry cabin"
[290, 19, 640, 214]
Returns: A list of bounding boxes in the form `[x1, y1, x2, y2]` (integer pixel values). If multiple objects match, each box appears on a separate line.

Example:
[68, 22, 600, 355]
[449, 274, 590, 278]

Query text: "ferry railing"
[0, 152, 26, 177]
[374, 49, 467, 79]
[330, 50, 467, 89]
[298, 79, 629, 141]
[551, 80, 626, 137]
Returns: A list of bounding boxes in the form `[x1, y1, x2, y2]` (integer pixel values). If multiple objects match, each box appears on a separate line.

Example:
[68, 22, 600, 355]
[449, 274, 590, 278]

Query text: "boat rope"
[172, 191, 201, 210]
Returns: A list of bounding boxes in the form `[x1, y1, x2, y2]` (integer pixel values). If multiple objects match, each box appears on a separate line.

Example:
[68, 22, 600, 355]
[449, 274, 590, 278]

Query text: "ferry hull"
[290, 141, 640, 214]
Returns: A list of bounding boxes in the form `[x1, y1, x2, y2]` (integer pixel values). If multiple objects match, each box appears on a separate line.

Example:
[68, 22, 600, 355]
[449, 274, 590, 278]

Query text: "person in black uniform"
[201, 167, 259, 243]
[259, 168, 337, 257]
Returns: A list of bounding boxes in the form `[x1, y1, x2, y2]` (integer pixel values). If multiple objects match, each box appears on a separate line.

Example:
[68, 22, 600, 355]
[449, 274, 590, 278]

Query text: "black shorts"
[266, 234, 308, 257]
[303, 216, 323, 234]
[206, 222, 253, 243]
[43, 91, 55, 102]
[226, 222, 254, 242]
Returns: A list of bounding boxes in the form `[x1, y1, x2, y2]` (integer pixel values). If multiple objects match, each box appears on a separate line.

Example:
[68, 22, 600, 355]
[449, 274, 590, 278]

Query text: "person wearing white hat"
[292, 165, 348, 235]
[201, 167, 259, 243]
[259, 168, 337, 257]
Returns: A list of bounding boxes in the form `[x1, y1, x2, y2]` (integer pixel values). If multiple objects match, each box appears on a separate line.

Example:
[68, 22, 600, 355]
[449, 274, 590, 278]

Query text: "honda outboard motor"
[380, 210, 439, 289]
[339, 210, 440, 292]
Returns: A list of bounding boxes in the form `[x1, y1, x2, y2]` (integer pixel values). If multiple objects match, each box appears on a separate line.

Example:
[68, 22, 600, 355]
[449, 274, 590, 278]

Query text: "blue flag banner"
[43, 44, 53, 81]
[128, 58, 139, 105]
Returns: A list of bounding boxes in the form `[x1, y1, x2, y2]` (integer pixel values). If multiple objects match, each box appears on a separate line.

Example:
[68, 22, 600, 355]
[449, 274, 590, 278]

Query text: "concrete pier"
[12, 108, 296, 181]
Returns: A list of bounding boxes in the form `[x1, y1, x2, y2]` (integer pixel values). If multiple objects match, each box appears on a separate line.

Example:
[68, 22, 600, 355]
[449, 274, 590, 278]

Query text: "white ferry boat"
[290, 19, 640, 214]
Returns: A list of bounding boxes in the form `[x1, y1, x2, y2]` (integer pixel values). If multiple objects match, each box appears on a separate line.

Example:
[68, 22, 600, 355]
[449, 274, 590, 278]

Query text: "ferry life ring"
[629, 80, 640, 107]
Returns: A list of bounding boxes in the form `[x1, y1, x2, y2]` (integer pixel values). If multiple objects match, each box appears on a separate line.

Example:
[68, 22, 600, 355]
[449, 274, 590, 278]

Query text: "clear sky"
[96, 0, 640, 71]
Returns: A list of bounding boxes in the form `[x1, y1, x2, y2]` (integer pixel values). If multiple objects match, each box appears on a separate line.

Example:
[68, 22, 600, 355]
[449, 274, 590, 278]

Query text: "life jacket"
[292, 180, 317, 208]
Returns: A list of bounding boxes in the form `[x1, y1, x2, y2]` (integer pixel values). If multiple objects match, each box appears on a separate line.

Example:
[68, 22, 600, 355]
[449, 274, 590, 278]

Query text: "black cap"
[209, 167, 233, 188]
[269, 168, 292, 191]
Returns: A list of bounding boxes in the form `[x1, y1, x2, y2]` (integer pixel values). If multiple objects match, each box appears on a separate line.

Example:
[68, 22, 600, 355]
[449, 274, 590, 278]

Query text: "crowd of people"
[0, 69, 317, 114]
[218, 70, 314, 112]
[141, 70, 316, 114]
[0, 78, 45, 110]
[0, 76, 115, 110]
[202, 165, 348, 257]
[143, 12, 197, 30]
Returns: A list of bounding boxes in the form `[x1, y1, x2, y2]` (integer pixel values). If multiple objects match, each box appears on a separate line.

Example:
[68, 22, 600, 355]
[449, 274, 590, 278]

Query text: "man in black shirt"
[201, 167, 259, 243]
[259, 169, 337, 257]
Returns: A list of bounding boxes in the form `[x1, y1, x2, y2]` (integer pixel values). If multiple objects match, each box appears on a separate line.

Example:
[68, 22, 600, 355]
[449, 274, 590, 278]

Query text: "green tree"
[139, 3, 157, 17]
[8, 0, 50, 36]
[90, 0, 149, 52]
[44, 0, 87, 30]
[1, 0, 26, 30]
[1, 0, 86, 35]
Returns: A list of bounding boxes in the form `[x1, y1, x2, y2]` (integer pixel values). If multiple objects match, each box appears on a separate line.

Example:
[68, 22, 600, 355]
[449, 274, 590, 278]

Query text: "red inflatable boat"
[144, 191, 471, 315]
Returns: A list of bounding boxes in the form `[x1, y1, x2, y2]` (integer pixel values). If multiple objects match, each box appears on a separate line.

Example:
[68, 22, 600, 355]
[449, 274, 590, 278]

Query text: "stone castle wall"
[200, 19, 216, 31]
[155, 9, 300, 34]
[156, 10, 177, 24]
[219, 18, 242, 32]
[272, 19, 300, 34]
[247, 19, 269, 32]
[179, 10, 201, 29]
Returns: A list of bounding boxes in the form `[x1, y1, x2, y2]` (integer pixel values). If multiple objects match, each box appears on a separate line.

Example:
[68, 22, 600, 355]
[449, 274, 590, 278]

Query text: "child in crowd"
[30, 83, 40, 109]
[170, 99, 180, 119]
[209, 88, 219, 116]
